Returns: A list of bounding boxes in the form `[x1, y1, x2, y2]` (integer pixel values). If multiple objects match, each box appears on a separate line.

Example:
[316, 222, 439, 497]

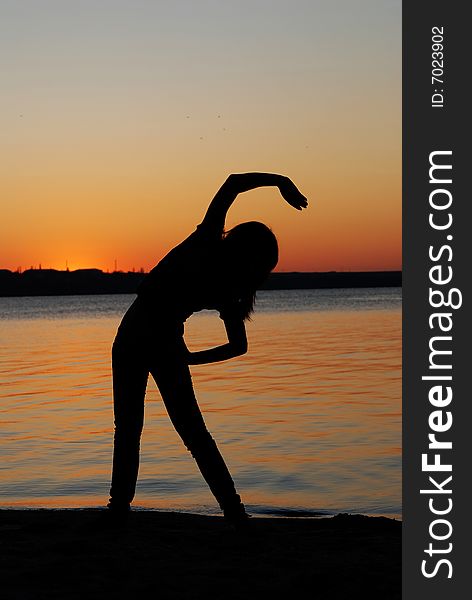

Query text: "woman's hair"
[221, 221, 279, 320]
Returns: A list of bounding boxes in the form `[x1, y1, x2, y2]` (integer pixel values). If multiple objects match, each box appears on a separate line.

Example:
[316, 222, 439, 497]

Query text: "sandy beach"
[0, 510, 400, 599]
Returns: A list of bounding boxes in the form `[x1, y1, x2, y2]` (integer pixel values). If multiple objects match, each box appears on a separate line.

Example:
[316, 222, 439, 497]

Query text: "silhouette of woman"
[108, 173, 308, 525]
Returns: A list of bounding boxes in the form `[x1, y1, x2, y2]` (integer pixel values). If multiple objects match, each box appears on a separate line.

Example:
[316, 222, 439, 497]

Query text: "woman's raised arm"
[201, 173, 308, 230]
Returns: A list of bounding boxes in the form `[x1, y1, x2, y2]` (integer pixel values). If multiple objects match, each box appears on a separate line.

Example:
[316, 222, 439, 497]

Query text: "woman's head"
[219, 221, 278, 319]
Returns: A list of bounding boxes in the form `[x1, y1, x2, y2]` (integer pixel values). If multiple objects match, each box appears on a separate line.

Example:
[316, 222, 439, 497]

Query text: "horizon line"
[1, 266, 403, 275]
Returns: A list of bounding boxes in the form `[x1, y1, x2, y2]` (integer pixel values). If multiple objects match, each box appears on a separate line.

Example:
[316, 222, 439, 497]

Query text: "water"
[0, 288, 401, 518]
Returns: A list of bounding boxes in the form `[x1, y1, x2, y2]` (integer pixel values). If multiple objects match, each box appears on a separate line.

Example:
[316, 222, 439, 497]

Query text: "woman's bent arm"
[185, 318, 248, 365]
[187, 342, 247, 365]
[201, 173, 308, 230]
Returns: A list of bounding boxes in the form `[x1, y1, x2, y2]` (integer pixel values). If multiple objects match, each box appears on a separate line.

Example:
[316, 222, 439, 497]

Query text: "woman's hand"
[278, 177, 309, 210]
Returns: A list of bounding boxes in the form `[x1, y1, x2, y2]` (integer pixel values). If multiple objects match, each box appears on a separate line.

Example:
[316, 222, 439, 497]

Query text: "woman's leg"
[108, 337, 149, 510]
[150, 359, 244, 515]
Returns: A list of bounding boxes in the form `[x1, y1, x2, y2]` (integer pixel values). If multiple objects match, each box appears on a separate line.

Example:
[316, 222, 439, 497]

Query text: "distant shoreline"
[0, 268, 401, 297]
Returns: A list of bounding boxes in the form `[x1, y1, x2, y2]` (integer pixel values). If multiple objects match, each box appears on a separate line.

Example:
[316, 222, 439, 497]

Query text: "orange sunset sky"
[1, 1, 400, 273]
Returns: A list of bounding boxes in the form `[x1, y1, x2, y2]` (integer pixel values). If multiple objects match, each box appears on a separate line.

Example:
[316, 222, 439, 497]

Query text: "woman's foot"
[80, 506, 129, 533]
[96, 503, 130, 530]
[223, 503, 251, 531]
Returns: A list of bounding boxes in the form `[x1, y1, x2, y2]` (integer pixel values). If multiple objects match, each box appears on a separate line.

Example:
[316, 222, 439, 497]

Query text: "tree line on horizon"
[0, 268, 401, 297]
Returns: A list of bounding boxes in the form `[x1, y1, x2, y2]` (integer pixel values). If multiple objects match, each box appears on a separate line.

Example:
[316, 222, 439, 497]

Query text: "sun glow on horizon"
[1, 1, 401, 274]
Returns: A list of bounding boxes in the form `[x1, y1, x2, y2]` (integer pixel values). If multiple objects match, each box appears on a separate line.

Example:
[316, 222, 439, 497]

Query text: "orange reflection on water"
[0, 296, 401, 517]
